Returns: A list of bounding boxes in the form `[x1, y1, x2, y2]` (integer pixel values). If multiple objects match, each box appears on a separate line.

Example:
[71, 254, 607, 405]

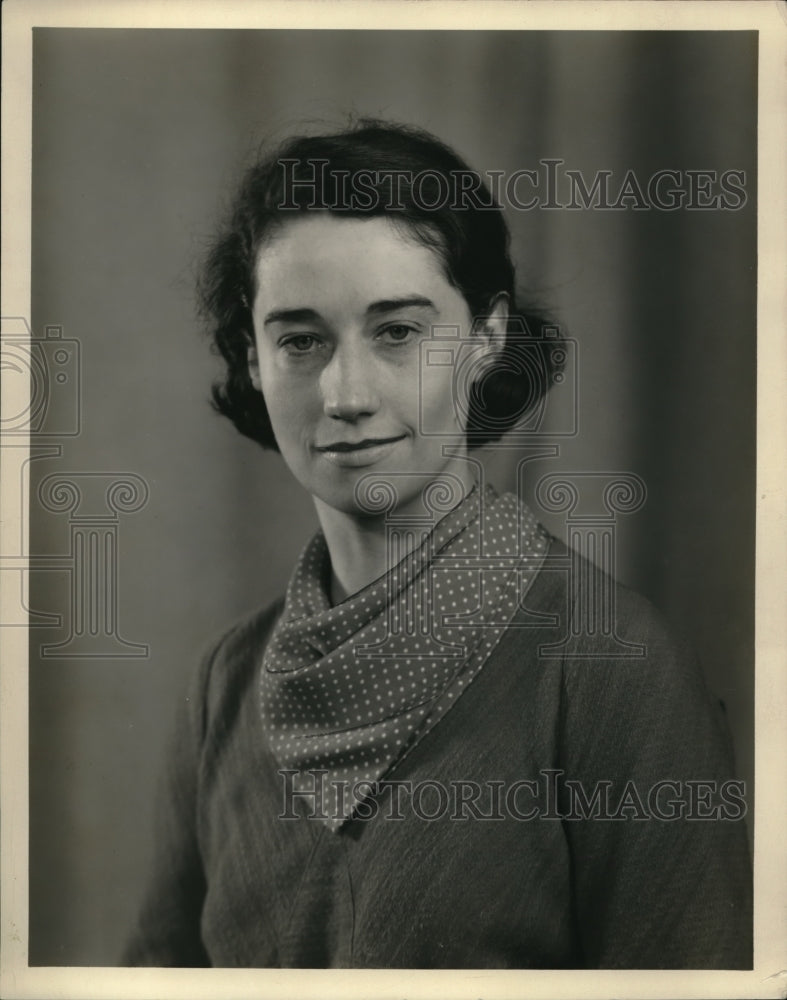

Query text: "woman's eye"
[379, 324, 417, 345]
[281, 334, 320, 354]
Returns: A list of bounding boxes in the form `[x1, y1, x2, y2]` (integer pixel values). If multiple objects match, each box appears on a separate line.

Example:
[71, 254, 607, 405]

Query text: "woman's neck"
[313, 467, 477, 604]
[313, 504, 391, 604]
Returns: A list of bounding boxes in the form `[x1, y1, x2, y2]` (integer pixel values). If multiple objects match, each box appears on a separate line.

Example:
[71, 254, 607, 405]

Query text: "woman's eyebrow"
[366, 296, 437, 316]
[263, 298, 437, 326]
[263, 307, 321, 326]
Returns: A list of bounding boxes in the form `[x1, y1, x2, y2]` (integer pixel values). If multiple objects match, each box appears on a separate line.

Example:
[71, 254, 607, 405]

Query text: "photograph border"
[2, 2, 785, 998]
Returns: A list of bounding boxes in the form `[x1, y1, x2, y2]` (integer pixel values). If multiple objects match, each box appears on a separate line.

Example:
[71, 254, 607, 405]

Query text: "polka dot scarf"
[260, 483, 549, 830]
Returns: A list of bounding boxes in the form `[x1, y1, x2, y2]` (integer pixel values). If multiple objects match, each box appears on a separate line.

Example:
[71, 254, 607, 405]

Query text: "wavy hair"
[198, 118, 564, 449]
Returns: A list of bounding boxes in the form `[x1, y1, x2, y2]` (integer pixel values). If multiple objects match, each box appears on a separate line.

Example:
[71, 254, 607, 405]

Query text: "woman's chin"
[310, 482, 400, 519]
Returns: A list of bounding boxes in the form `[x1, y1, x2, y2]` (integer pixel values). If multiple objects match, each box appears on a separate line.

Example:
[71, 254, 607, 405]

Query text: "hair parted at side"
[197, 117, 564, 450]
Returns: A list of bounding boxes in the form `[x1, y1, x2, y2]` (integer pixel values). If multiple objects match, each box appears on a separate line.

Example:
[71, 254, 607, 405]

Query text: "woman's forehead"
[253, 213, 453, 310]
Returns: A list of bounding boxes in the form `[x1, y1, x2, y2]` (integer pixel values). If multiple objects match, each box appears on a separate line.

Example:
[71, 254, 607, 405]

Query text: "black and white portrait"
[2, 3, 785, 999]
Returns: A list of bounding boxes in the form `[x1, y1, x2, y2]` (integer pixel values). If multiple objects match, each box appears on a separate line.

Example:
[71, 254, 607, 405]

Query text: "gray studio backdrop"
[28, 29, 756, 964]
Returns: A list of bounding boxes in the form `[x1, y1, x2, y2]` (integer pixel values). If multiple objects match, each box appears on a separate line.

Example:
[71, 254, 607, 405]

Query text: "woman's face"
[248, 214, 501, 516]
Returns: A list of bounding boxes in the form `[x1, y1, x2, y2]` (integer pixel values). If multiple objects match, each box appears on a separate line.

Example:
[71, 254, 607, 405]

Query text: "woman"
[124, 120, 752, 969]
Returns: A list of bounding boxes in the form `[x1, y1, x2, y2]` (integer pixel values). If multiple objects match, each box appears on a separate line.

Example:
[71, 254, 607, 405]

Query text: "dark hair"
[198, 118, 563, 449]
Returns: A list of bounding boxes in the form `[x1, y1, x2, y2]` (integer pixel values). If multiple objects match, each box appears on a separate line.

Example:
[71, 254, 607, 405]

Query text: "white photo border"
[2, 2, 785, 999]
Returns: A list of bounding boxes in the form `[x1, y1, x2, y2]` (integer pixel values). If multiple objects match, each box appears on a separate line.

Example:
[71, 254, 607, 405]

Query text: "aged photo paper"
[2, 1, 786, 998]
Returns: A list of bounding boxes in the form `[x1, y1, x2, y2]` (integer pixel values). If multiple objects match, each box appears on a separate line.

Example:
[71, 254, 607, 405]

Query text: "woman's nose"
[320, 346, 379, 420]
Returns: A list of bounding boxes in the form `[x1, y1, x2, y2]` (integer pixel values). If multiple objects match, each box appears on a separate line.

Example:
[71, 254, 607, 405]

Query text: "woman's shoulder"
[188, 595, 286, 734]
[533, 529, 692, 652]
[209, 595, 286, 667]
[522, 530, 718, 719]
[529, 534, 735, 768]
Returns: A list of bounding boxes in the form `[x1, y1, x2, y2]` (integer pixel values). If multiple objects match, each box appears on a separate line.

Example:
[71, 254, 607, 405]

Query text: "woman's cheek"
[418, 365, 463, 436]
[263, 389, 307, 460]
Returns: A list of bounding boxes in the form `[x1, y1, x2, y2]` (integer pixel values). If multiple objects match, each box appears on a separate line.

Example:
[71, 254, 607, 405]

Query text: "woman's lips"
[315, 435, 406, 467]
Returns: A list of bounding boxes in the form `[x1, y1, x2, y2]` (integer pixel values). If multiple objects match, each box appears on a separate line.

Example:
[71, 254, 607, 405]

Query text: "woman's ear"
[473, 292, 509, 361]
[246, 335, 262, 392]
